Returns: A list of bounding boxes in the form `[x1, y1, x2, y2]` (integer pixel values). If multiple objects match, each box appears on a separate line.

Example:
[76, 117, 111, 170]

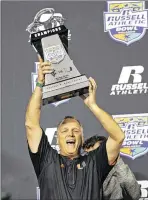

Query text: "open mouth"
[66, 139, 76, 146]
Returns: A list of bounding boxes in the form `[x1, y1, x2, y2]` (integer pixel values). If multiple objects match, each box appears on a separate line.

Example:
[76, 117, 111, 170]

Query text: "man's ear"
[81, 136, 84, 147]
[57, 135, 59, 145]
[56, 138, 59, 145]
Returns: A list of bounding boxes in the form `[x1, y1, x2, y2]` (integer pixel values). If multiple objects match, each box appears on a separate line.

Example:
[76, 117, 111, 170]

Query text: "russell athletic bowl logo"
[113, 114, 148, 160]
[104, 1, 148, 45]
[44, 44, 66, 64]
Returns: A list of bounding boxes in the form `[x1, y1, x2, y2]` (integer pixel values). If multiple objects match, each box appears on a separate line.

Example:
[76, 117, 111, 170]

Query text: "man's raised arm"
[81, 77, 125, 165]
[25, 56, 52, 153]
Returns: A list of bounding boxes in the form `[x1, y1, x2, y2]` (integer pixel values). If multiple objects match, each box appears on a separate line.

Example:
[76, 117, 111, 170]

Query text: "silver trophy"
[26, 8, 89, 105]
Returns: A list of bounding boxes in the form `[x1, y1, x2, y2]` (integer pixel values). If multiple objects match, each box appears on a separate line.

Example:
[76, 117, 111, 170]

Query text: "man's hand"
[81, 77, 97, 108]
[37, 55, 53, 84]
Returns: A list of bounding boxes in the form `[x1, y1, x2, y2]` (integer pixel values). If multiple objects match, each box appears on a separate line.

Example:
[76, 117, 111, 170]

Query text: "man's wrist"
[88, 103, 102, 115]
[36, 81, 44, 88]
[88, 103, 98, 110]
[37, 79, 44, 84]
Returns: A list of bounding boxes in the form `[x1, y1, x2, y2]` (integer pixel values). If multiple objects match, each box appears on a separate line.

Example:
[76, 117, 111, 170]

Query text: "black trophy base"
[42, 75, 89, 105]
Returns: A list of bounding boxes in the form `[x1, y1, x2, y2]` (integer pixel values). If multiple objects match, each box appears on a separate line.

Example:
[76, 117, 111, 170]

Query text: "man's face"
[57, 119, 83, 158]
[84, 141, 100, 152]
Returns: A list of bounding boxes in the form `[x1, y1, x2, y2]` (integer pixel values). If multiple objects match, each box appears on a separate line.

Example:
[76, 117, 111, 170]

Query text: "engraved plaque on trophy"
[26, 8, 89, 105]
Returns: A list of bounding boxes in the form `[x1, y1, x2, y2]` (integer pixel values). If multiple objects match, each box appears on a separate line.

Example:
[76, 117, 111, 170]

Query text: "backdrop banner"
[2, 1, 148, 199]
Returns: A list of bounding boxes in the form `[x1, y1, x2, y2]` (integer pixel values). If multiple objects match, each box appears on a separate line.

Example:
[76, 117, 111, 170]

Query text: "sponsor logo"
[110, 66, 148, 95]
[31, 62, 71, 106]
[113, 113, 148, 159]
[138, 181, 148, 200]
[104, 1, 148, 45]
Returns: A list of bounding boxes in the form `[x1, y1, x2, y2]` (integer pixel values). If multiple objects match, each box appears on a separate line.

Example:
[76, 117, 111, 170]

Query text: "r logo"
[118, 66, 144, 84]
[138, 181, 148, 199]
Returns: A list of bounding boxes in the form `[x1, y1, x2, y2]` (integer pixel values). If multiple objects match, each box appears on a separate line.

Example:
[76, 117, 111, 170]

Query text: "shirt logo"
[77, 161, 86, 169]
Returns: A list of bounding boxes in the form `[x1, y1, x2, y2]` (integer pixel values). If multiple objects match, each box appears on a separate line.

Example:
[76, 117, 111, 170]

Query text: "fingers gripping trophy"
[26, 8, 89, 106]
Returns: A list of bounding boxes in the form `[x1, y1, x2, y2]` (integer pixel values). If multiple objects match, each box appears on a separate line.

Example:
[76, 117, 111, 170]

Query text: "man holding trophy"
[25, 8, 125, 200]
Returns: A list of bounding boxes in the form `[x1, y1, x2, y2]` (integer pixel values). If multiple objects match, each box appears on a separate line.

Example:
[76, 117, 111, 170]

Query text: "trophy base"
[42, 75, 89, 105]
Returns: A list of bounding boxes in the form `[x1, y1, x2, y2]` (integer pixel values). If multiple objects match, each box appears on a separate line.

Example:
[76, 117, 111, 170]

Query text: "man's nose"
[68, 130, 74, 136]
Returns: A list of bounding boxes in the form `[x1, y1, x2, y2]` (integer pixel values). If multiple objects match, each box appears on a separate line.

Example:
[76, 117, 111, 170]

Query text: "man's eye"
[61, 130, 67, 133]
[73, 130, 79, 133]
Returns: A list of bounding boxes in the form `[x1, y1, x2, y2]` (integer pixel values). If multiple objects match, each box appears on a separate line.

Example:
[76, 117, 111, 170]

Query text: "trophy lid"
[26, 8, 65, 34]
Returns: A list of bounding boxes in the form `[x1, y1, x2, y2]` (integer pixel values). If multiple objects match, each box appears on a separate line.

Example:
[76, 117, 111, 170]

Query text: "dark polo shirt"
[28, 130, 114, 200]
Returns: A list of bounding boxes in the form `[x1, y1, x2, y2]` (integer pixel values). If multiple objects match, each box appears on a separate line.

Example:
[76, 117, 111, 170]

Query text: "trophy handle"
[26, 22, 41, 33]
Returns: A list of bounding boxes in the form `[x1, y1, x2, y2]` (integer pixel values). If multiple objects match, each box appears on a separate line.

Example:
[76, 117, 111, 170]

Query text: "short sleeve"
[93, 140, 115, 184]
[28, 129, 56, 178]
